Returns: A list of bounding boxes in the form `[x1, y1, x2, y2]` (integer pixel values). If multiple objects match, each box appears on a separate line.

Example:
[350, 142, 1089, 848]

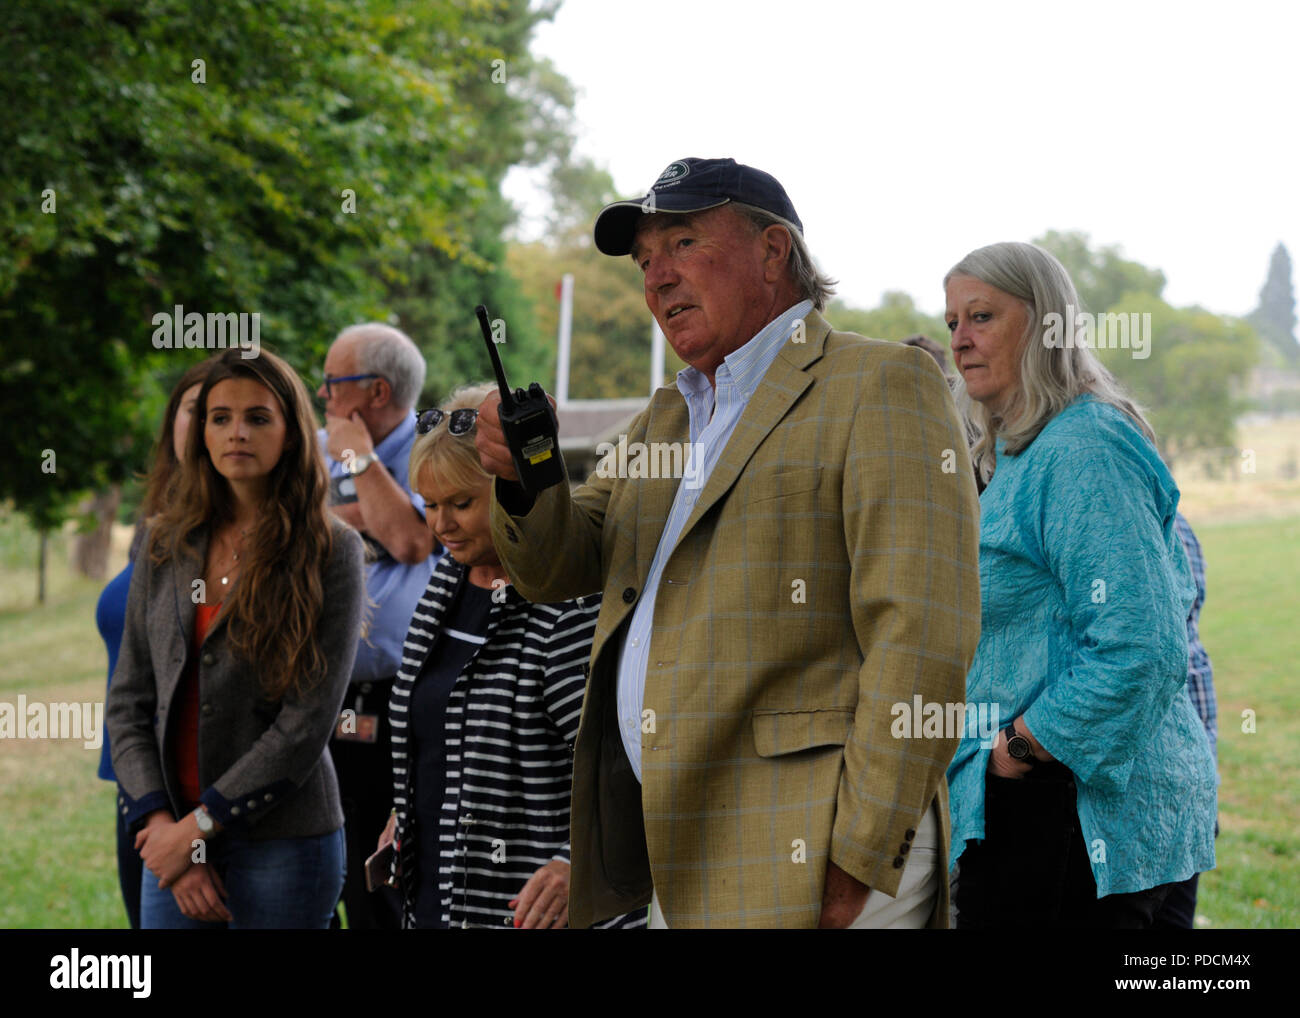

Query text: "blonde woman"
[378, 383, 643, 929]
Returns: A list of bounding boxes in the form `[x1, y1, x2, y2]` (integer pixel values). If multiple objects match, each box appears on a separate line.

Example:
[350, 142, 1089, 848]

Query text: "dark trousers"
[1152, 872, 1199, 929]
[116, 803, 142, 930]
[954, 762, 1174, 929]
[329, 678, 402, 930]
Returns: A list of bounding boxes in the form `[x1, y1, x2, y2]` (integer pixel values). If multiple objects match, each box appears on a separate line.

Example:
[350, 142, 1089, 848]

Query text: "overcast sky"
[504, 0, 1298, 320]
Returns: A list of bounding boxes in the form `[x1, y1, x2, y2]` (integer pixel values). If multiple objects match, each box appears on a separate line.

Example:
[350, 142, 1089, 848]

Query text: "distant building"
[557, 397, 650, 482]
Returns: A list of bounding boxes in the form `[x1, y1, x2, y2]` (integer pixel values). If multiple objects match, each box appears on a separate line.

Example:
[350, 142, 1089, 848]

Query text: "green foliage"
[827, 292, 949, 351]
[544, 156, 620, 247]
[506, 154, 685, 400]
[1034, 231, 1259, 463]
[508, 240, 677, 399]
[0, 0, 565, 530]
[1034, 229, 1167, 311]
[1096, 294, 1259, 464]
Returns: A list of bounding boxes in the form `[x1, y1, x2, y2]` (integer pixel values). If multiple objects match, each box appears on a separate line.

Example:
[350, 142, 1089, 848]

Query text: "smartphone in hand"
[364, 842, 395, 892]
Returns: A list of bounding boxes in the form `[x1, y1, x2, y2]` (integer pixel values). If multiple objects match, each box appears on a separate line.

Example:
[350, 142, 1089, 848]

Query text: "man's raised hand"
[474, 390, 558, 484]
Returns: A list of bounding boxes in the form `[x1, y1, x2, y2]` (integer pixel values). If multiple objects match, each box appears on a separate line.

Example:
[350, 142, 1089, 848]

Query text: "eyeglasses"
[323, 373, 380, 399]
[416, 408, 478, 435]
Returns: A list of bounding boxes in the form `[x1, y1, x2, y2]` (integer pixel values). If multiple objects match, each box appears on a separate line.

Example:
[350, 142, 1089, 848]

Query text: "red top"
[174, 602, 221, 809]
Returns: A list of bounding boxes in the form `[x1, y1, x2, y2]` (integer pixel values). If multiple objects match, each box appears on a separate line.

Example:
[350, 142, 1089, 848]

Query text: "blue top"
[1174, 512, 1217, 757]
[96, 559, 135, 781]
[947, 395, 1217, 896]
[318, 412, 436, 683]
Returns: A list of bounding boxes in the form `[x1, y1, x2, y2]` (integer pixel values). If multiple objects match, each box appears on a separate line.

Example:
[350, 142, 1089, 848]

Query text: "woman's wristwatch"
[1003, 720, 1036, 766]
[192, 805, 216, 837]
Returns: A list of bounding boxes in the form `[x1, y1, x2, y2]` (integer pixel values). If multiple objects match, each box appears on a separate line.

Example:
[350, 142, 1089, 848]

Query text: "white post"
[651, 318, 665, 394]
[556, 273, 574, 406]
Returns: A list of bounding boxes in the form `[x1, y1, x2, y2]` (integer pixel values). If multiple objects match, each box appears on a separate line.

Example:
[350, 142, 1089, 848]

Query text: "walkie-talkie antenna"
[476, 304, 515, 411]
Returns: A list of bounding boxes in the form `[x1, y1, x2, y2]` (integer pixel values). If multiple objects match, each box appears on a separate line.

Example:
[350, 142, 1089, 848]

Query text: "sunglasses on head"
[416, 408, 478, 435]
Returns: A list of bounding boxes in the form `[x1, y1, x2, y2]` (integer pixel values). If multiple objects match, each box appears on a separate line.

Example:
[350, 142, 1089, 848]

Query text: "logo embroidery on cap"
[654, 161, 690, 187]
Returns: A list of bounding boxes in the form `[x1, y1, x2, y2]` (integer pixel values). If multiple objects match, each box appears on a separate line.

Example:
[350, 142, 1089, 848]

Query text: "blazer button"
[905, 828, 916, 841]
[892, 856, 905, 868]
[622, 587, 636, 603]
[201, 652, 215, 666]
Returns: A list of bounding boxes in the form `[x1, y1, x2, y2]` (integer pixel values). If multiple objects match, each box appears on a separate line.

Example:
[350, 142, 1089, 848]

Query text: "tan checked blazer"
[490, 310, 981, 928]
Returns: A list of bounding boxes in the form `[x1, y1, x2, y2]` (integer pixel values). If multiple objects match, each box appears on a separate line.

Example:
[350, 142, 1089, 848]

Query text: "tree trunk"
[37, 528, 47, 604]
[72, 484, 122, 581]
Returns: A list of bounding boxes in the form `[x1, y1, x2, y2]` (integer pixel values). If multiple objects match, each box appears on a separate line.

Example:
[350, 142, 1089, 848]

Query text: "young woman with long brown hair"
[97, 357, 216, 928]
[107, 347, 365, 928]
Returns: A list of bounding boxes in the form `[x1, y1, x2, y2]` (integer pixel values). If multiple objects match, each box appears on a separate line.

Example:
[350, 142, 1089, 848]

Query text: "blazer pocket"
[752, 707, 854, 758]
[745, 466, 823, 505]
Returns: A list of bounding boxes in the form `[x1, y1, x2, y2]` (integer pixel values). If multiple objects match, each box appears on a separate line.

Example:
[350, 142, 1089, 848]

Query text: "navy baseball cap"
[593, 157, 803, 256]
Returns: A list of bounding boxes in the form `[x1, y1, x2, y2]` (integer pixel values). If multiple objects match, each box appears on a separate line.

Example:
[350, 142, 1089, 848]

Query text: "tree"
[827, 292, 949, 349]
[544, 156, 621, 248]
[1030, 232, 1258, 463]
[1094, 293, 1258, 465]
[1247, 243, 1298, 365]
[0, 0, 568, 550]
[508, 240, 670, 400]
[1034, 230, 1166, 312]
[506, 154, 685, 400]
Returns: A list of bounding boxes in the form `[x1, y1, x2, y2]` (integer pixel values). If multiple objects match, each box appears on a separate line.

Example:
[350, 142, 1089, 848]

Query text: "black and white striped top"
[389, 554, 643, 929]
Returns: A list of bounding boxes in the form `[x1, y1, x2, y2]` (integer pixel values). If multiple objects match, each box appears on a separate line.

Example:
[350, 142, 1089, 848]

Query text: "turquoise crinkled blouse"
[947, 395, 1217, 897]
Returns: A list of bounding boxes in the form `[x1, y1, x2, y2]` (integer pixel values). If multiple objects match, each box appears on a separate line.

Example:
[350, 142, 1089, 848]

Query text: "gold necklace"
[218, 527, 251, 587]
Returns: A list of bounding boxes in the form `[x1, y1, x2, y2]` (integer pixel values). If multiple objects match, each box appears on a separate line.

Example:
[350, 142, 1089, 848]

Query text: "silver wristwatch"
[192, 806, 215, 836]
[349, 452, 378, 476]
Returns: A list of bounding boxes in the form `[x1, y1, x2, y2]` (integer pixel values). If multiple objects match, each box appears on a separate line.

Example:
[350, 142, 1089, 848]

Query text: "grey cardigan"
[107, 517, 364, 840]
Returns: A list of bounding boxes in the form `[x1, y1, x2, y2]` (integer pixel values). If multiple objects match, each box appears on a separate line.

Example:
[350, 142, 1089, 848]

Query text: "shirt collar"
[675, 300, 813, 403]
[373, 410, 417, 459]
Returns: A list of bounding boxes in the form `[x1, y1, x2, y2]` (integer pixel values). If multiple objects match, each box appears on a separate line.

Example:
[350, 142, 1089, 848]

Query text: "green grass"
[0, 508, 1296, 927]
[1191, 515, 1300, 928]
[0, 577, 128, 928]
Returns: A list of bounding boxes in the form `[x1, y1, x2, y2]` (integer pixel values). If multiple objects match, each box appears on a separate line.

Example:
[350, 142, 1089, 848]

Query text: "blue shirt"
[615, 300, 813, 780]
[96, 560, 135, 781]
[319, 412, 436, 683]
[947, 396, 1217, 896]
[1174, 512, 1217, 757]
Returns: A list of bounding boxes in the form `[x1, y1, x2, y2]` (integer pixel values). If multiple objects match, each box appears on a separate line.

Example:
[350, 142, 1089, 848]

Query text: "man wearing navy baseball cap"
[476, 157, 981, 929]
[592, 157, 803, 256]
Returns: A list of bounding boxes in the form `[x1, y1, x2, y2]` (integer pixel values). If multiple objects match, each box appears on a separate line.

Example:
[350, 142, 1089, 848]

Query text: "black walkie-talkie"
[476, 304, 565, 496]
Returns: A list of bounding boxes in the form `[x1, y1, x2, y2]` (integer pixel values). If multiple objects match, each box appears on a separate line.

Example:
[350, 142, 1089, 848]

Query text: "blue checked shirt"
[1175, 512, 1217, 757]
[615, 300, 813, 780]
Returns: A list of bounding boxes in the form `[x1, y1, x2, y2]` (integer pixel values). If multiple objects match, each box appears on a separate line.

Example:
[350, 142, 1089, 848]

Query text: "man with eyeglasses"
[317, 321, 437, 930]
